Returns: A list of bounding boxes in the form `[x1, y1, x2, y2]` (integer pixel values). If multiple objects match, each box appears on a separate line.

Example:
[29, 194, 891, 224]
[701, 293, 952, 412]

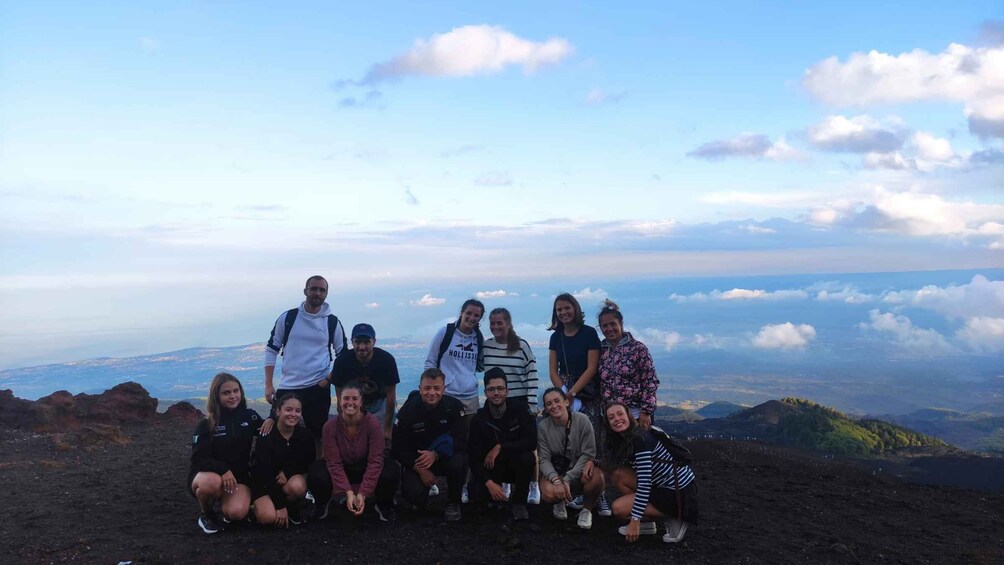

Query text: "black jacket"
[392, 391, 467, 468]
[251, 425, 316, 509]
[468, 398, 537, 483]
[189, 407, 263, 481]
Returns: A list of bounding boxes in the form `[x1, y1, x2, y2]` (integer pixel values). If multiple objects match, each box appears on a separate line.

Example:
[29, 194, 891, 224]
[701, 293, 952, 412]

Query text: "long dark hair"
[542, 386, 569, 420]
[489, 307, 522, 355]
[206, 372, 247, 429]
[547, 292, 585, 331]
[603, 402, 643, 469]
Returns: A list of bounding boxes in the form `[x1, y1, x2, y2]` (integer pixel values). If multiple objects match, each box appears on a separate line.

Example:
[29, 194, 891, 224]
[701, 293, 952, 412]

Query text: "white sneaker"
[552, 501, 568, 520]
[663, 518, 688, 543]
[566, 495, 584, 510]
[597, 493, 612, 517]
[461, 483, 469, 504]
[528, 481, 541, 505]
[428, 484, 439, 497]
[502, 483, 512, 500]
[576, 508, 593, 530]
[618, 521, 658, 536]
[305, 490, 315, 503]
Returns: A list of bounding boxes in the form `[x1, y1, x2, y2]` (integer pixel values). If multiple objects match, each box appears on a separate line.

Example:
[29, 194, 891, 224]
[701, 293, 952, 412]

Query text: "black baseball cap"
[351, 323, 376, 340]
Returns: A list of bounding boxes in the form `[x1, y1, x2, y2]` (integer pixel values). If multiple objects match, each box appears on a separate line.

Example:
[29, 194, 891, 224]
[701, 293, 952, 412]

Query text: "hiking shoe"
[511, 503, 529, 521]
[198, 511, 224, 534]
[445, 502, 462, 522]
[576, 508, 593, 530]
[502, 483, 512, 499]
[618, 521, 658, 536]
[597, 493, 612, 517]
[375, 501, 397, 523]
[566, 495, 584, 510]
[287, 505, 304, 525]
[428, 484, 440, 497]
[461, 483, 470, 504]
[312, 499, 330, 521]
[552, 501, 568, 520]
[528, 481, 541, 505]
[663, 518, 688, 543]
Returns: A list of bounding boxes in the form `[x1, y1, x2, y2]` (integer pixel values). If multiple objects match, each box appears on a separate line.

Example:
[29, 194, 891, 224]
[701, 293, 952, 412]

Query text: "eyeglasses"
[307, 286, 328, 293]
[486, 386, 507, 394]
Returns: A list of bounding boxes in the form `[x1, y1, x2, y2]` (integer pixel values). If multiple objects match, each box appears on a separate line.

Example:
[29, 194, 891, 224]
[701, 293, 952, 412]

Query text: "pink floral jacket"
[599, 333, 659, 415]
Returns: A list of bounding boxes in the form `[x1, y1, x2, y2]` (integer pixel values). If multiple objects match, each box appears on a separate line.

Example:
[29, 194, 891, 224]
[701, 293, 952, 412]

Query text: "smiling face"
[277, 397, 303, 428]
[419, 375, 445, 408]
[606, 404, 632, 434]
[218, 380, 242, 411]
[352, 337, 374, 363]
[554, 300, 576, 326]
[339, 387, 362, 416]
[543, 389, 568, 421]
[459, 304, 483, 333]
[599, 312, 624, 343]
[489, 312, 510, 342]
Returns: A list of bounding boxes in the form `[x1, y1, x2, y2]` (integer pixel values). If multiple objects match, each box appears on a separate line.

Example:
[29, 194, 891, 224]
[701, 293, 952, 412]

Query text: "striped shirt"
[630, 432, 696, 521]
[483, 338, 539, 409]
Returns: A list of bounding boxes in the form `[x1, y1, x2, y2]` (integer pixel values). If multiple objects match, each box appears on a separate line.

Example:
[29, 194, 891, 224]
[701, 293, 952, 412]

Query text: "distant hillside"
[696, 400, 746, 419]
[880, 408, 1004, 454]
[654, 405, 702, 422]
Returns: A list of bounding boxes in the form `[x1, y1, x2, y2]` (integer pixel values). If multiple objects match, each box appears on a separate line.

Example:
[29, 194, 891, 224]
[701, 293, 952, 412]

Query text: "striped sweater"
[482, 338, 539, 409]
[629, 432, 696, 521]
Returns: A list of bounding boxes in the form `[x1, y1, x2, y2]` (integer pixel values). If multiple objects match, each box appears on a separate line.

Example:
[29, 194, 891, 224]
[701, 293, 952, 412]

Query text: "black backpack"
[650, 425, 693, 465]
[435, 322, 484, 372]
[280, 308, 347, 361]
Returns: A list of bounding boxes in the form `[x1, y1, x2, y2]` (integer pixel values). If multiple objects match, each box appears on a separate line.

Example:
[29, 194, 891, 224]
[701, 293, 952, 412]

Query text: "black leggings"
[307, 456, 400, 506]
[467, 451, 535, 504]
[399, 453, 468, 506]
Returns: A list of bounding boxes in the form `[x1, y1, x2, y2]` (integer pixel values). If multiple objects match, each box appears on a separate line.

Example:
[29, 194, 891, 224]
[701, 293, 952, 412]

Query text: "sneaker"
[375, 501, 397, 523]
[566, 495, 584, 510]
[618, 521, 658, 536]
[663, 518, 688, 543]
[502, 483, 512, 500]
[527, 481, 541, 505]
[198, 511, 224, 534]
[444, 502, 462, 522]
[312, 499, 330, 521]
[552, 501, 568, 520]
[511, 503, 529, 521]
[287, 505, 304, 525]
[305, 490, 315, 503]
[597, 494, 612, 517]
[428, 484, 440, 497]
[576, 508, 593, 530]
[461, 483, 470, 504]
[221, 513, 231, 525]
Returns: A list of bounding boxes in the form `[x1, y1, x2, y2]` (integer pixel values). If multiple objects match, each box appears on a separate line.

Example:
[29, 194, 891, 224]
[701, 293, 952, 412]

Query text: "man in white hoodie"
[264, 275, 347, 440]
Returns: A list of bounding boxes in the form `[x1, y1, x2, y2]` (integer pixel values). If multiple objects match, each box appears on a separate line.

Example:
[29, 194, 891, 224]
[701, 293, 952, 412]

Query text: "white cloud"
[882, 275, 1004, 319]
[637, 328, 682, 351]
[475, 171, 513, 187]
[955, 316, 1004, 352]
[802, 43, 1004, 139]
[911, 132, 955, 162]
[584, 88, 627, 105]
[863, 151, 914, 170]
[862, 132, 961, 172]
[740, 224, 777, 234]
[815, 287, 874, 304]
[410, 293, 446, 307]
[752, 322, 817, 349]
[670, 288, 808, 303]
[701, 190, 826, 209]
[805, 115, 906, 153]
[475, 289, 516, 299]
[691, 333, 726, 349]
[364, 25, 573, 82]
[687, 134, 802, 161]
[364, 302, 380, 308]
[572, 287, 608, 303]
[859, 310, 952, 353]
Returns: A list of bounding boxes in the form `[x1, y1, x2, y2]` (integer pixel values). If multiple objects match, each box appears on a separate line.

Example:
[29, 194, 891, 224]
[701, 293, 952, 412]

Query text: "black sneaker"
[287, 505, 304, 525]
[444, 502, 462, 522]
[375, 501, 397, 523]
[312, 499, 330, 521]
[198, 511, 224, 534]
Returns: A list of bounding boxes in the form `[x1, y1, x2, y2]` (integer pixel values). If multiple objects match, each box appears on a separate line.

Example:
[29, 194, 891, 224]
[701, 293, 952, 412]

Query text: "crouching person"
[468, 368, 538, 521]
[393, 368, 468, 521]
[537, 386, 605, 529]
[307, 381, 400, 522]
[251, 393, 315, 527]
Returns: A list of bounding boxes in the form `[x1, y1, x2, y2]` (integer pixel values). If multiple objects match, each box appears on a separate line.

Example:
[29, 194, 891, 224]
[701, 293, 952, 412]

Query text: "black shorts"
[648, 481, 699, 525]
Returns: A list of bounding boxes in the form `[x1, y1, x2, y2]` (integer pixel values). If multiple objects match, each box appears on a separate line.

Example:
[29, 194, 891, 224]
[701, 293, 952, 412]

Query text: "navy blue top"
[549, 325, 601, 378]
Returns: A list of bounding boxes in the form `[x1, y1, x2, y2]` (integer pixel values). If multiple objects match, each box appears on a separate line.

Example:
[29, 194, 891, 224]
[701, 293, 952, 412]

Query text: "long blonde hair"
[205, 372, 247, 428]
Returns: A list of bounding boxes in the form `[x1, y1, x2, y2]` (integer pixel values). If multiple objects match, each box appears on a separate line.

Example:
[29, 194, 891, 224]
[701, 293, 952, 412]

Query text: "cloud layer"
[752, 323, 817, 349]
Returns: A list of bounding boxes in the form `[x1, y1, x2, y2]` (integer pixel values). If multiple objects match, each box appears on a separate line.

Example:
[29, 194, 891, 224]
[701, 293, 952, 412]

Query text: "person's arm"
[521, 341, 539, 410]
[264, 314, 285, 401]
[359, 417, 384, 497]
[570, 348, 600, 395]
[423, 326, 447, 369]
[638, 343, 659, 421]
[392, 402, 419, 468]
[190, 419, 228, 475]
[565, 416, 594, 482]
[323, 422, 352, 495]
[629, 437, 653, 521]
[332, 319, 347, 357]
[536, 424, 558, 482]
[548, 350, 562, 388]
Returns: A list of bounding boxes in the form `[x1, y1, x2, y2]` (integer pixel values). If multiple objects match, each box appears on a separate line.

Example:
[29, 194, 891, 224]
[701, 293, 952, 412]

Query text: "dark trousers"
[467, 451, 535, 504]
[275, 384, 330, 441]
[307, 457, 400, 506]
[400, 453, 468, 506]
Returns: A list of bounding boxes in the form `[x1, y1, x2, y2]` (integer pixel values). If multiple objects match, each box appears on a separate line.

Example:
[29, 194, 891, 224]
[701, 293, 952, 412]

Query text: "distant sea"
[3, 269, 1001, 417]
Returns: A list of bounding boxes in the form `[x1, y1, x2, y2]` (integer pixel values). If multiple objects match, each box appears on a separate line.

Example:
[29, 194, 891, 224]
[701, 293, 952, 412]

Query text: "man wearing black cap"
[331, 323, 401, 441]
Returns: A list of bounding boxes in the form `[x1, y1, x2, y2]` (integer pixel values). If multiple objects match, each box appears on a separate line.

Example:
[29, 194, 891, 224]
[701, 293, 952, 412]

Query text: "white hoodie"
[264, 302, 345, 389]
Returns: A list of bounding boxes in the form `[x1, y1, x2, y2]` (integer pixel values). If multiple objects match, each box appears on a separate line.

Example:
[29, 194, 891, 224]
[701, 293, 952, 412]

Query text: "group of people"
[188, 275, 698, 545]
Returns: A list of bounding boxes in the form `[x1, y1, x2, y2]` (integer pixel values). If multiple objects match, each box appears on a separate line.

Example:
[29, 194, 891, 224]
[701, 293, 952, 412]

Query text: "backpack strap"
[436, 323, 457, 369]
[475, 326, 484, 372]
[279, 308, 299, 356]
[327, 314, 347, 360]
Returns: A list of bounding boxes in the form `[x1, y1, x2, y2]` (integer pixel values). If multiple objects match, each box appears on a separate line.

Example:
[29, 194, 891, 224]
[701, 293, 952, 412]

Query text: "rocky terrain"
[1, 383, 1002, 564]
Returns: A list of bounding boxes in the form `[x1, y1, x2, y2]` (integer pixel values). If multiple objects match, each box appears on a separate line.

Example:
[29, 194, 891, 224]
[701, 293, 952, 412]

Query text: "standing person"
[264, 275, 347, 442]
[483, 307, 541, 504]
[598, 300, 660, 430]
[537, 387, 605, 530]
[251, 394, 315, 528]
[331, 323, 400, 442]
[467, 368, 538, 521]
[308, 382, 400, 522]
[548, 292, 608, 515]
[393, 368, 468, 521]
[604, 403, 698, 544]
[189, 373, 263, 534]
[424, 298, 485, 419]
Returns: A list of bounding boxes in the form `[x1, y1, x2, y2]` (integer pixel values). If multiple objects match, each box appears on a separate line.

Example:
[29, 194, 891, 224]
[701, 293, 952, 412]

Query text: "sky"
[1, 1, 1002, 369]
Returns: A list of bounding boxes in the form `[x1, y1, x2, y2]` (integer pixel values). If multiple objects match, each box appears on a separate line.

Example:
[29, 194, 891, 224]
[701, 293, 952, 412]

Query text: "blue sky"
[1, 2, 1002, 368]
